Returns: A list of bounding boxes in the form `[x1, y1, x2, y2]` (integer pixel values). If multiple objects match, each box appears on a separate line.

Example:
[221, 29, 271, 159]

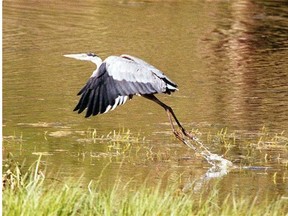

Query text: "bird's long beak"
[64, 53, 89, 61]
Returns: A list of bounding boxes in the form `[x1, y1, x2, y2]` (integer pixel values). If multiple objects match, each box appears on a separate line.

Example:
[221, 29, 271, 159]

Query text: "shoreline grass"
[3, 129, 288, 215]
[3, 155, 288, 216]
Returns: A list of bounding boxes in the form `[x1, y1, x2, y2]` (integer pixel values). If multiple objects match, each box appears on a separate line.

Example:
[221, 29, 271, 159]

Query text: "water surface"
[3, 0, 288, 201]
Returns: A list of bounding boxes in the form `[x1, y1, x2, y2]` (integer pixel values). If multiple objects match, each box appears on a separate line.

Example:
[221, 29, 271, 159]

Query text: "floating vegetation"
[2, 133, 23, 143]
[32, 152, 54, 156]
[3, 128, 287, 168]
[201, 128, 288, 165]
[17, 122, 70, 129]
[48, 131, 73, 138]
[75, 128, 144, 144]
[74, 128, 147, 160]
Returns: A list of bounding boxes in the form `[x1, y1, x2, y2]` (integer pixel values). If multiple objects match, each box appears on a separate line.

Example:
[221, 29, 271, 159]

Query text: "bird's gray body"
[65, 53, 178, 117]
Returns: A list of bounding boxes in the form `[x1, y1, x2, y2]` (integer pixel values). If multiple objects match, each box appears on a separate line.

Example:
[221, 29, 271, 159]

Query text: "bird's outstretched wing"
[74, 55, 178, 117]
[120, 54, 178, 90]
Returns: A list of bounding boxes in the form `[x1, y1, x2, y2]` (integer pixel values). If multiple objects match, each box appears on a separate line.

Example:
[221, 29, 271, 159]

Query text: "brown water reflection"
[3, 0, 288, 201]
[201, 0, 288, 131]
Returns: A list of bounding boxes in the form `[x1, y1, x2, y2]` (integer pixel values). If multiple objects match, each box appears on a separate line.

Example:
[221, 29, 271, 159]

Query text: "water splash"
[177, 134, 235, 192]
[178, 132, 234, 178]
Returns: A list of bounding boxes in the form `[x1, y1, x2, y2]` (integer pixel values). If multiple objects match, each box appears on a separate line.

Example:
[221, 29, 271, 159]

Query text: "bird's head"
[64, 53, 102, 66]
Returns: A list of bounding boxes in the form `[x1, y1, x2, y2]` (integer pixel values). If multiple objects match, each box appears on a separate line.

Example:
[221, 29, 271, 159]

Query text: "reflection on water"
[201, 0, 288, 131]
[3, 0, 288, 201]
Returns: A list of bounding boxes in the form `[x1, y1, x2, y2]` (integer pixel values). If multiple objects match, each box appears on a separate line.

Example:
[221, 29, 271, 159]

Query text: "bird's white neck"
[90, 56, 103, 77]
[91, 56, 103, 69]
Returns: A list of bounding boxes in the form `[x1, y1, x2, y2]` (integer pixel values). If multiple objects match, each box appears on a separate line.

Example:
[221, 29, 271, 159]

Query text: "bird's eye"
[87, 53, 96, 57]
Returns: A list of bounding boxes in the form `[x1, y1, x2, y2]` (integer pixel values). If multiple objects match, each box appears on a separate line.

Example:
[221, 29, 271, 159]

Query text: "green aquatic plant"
[2, 157, 288, 216]
[2, 153, 45, 192]
[2, 129, 288, 215]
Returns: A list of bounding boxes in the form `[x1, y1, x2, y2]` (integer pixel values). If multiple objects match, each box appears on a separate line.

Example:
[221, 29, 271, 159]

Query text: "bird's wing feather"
[74, 58, 170, 117]
[105, 56, 164, 88]
[120, 54, 178, 89]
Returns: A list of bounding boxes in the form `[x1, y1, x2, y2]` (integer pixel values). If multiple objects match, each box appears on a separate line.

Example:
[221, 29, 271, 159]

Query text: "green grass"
[3, 129, 288, 215]
[2, 154, 288, 216]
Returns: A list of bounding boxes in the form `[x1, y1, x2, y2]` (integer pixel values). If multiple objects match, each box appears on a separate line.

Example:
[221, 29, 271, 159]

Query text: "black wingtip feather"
[85, 113, 91, 118]
[73, 106, 79, 112]
[85, 89, 95, 118]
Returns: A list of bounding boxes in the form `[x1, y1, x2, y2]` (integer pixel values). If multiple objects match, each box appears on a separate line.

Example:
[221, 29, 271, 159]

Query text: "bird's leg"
[142, 95, 195, 141]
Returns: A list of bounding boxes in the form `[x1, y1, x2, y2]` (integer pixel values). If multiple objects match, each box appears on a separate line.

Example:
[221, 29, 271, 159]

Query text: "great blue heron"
[64, 53, 194, 141]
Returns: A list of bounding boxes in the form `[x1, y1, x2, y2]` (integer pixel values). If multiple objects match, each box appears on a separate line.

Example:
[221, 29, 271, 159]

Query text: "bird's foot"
[180, 128, 196, 141]
[173, 128, 195, 144]
[173, 130, 183, 141]
[173, 129, 197, 150]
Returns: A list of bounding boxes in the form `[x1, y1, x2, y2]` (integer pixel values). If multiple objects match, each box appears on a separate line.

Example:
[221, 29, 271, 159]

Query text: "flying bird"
[64, 53, 191, 138]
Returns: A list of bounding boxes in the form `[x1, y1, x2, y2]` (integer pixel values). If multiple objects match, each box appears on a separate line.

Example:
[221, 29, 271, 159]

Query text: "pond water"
[3, 0, 288, 202]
